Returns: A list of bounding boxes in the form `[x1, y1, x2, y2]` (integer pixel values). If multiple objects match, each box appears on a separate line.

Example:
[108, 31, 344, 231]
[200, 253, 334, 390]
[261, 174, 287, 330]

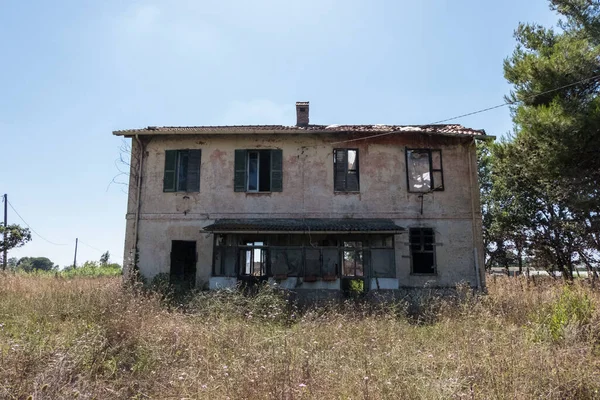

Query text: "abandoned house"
[113, 101, 488, 298]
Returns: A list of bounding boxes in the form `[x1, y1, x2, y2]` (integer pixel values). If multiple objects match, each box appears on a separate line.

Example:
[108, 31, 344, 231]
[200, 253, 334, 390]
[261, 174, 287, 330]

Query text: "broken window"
[239, 242, 267, 277]
[212, 234, 395, 283]
[370, 235, 396, 278]
[163, 150, 202, 192]
[343, 241, 364, 277]
[234, 149, 283, 192]
[334, 149, 360, 192]
[410, 228, 436, 274]
[406, 149, 443, 192]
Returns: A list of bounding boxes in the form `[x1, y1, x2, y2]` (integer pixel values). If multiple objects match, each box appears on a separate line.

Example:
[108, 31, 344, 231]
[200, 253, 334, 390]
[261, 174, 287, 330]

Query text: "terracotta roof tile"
[114, 124, 486, 137]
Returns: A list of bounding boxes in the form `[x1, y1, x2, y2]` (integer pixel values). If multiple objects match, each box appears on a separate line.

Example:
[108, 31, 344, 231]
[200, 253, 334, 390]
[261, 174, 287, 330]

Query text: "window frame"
[333, 148, 360, 193]
[409, 227, 437, 275]
[405, 148, 444, 193]
[234, 149, 283, 193]
[163, 149, 201, 193]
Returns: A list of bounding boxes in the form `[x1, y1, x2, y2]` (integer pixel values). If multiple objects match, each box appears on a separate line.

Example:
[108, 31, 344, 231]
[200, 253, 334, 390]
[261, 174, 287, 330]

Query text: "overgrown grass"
[1, 274, 600, 399]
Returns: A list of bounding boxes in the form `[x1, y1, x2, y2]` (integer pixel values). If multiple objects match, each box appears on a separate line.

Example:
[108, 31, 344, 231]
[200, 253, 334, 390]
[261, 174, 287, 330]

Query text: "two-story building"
[114, 102, 487, 298]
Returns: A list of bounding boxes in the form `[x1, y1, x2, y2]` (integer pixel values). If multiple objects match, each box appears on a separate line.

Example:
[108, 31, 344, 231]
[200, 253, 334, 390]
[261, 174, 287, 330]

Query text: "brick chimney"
[296, 101, 309, 127]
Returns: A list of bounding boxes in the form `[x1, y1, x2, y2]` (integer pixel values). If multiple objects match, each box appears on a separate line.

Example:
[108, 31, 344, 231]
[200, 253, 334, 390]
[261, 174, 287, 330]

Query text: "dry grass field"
[1, 274, 599, 399]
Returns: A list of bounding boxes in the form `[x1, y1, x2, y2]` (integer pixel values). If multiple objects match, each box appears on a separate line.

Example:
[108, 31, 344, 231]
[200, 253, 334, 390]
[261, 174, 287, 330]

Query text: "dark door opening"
[341, 241, 367, 297]
[170, 240, 197, 290]
[238, 242, 268, 286]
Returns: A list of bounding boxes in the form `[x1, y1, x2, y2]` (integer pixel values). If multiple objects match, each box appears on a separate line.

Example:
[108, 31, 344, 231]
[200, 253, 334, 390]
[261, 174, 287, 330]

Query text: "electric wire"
[330, 73, 600, 145]
[78, 240, 104, 253]
[7, 201, 68, 246]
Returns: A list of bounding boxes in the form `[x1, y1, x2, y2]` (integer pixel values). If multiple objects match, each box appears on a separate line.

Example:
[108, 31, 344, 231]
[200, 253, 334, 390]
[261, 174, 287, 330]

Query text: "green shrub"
[531, 286, 594, 342]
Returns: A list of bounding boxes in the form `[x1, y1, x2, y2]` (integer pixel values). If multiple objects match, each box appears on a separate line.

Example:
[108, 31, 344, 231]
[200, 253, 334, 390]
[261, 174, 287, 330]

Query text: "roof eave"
[112, 129, 489, 138]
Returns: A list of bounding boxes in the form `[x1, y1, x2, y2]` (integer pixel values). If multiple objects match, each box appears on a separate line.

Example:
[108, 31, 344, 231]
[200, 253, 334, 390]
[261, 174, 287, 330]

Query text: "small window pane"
[322, 248, 339, 276]
[343, 250, 355, 276]
[407, 150, 431, 192]
[247, 152, 259, 191]
[305, 248, 321, 277]
[432, 150, 442, 170]
[355, 251, 364, 276]
[413, 253, 435, 274]
[347, 150, 357, 170]
[432, 171, 444, 190]
[177, 151, 189, 191]
[372, 249, 395, 278]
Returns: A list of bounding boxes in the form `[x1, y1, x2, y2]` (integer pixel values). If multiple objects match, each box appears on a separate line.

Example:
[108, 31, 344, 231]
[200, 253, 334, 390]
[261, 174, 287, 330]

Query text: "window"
[163, 150, 201, 192]
[334, 149, 359, 192]
[239, 241, 267, 277]
[406, 149, 443, 192]
[234, 149, 283, 192]
[410, 228, 436, 274]
[342, 241, 364, 277]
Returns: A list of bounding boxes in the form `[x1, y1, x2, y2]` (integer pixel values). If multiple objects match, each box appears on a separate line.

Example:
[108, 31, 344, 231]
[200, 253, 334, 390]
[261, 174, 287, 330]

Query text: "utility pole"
[2, 194, 7, 271]
[73, 238, 78, 269]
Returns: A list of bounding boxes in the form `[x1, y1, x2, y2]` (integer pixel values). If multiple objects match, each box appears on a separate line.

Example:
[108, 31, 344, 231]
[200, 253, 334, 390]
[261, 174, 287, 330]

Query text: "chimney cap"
[296, 101, 309, 106]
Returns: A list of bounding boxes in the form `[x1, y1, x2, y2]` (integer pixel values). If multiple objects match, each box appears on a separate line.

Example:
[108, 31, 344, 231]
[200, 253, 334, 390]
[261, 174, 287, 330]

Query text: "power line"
[78, 240, 104, 253]
[7, 201, 68, 246]
[331, 73, 600, 145]
[430, 73, 600, 124]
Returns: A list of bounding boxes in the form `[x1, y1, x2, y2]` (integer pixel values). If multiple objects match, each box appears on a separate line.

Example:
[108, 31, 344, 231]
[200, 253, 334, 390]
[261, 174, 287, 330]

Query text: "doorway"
[170, 240, 197, 290]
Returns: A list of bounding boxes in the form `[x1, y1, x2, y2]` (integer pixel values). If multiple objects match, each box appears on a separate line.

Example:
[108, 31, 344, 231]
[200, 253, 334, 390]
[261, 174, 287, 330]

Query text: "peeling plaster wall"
[123, 133, 485, 289]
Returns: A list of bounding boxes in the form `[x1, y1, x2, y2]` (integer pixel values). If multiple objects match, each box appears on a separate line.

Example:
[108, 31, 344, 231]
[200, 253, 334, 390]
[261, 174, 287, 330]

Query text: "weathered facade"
[114, 102, 487, 298]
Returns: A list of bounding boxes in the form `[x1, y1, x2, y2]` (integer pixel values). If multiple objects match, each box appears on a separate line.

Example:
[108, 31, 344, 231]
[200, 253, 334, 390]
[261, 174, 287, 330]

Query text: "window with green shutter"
[234, 149, 283, 192]
[163, 149, 201, 192]
[333, 149, 359, 192]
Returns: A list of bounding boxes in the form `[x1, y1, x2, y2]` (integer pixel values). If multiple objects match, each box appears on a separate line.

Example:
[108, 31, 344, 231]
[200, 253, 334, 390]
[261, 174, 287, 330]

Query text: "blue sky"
[1, 0, 558, 267]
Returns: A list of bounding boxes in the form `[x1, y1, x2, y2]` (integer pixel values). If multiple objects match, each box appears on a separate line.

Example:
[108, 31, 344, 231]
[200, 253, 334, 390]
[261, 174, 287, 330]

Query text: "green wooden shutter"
[163, 150, 178, 192]
[234, 150, 247, 192]
[334, 149, 347, 191]
[186, 150, 201, 192]
[270, 149, 283, 192]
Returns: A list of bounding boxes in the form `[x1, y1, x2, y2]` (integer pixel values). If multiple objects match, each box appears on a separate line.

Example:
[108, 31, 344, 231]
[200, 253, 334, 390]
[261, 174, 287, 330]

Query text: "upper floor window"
[334, 149, 359, 192]
[406, 149, 443, 192]
[234, 149, 283, 192]
[163, 149, 201, 192]
[410, 228, 436, 274]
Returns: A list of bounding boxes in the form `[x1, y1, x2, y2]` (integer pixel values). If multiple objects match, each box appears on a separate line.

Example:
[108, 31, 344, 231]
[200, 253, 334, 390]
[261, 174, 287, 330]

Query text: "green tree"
[17, 257, 56, 272]
[499, 0, 600, 278]
[0, 224, 32, 269]
[100, 251, 110, 265]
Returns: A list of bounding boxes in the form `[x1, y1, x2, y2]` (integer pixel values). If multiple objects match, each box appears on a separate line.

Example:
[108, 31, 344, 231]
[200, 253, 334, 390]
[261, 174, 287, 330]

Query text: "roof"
[113, 124, 486, 137]
[203, 218, 405, 233]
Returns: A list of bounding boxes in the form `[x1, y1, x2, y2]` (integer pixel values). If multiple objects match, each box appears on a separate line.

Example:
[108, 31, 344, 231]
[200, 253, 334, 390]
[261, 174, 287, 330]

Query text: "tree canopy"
[483, 0, 600, 278]
[17, 257, 56, 272]
[0, 224, 32, 268]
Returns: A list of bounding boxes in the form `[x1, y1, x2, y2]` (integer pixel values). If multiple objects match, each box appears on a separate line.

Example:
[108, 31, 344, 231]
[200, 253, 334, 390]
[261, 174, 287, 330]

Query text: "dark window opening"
[410, 228, 436, 274]
[234, 149, 282, 192]
[406, 149, 443, 193]
[334, 149, 359, 192]
[164, 149, 201, 192]
[170, 240, 197, 289]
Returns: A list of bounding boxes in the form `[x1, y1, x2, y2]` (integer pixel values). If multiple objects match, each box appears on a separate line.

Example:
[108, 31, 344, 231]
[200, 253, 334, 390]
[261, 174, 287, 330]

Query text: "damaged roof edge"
[113, 127, 489, 138]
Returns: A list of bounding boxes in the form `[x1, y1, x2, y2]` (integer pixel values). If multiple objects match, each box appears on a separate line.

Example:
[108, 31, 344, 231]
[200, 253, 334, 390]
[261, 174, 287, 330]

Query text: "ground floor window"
[212, 234, 396, 283]
[410, 228, 436, 274]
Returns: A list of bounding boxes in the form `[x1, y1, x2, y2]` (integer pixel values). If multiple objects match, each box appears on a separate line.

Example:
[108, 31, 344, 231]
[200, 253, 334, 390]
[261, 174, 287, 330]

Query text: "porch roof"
[203, 218, 405, 233]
